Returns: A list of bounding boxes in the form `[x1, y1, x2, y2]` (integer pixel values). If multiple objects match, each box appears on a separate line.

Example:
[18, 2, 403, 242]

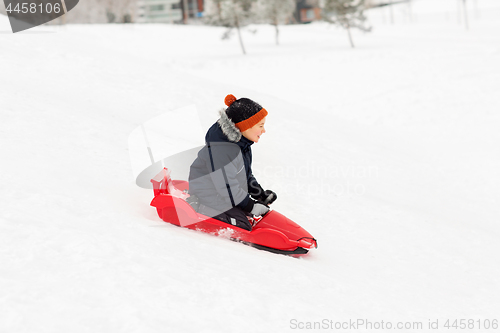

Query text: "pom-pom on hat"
[225, 94, 237, 107]
[224, 94, 268, 132]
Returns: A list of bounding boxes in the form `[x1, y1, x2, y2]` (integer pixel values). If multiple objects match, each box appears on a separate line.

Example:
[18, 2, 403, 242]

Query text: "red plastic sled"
[150, 168, 317, 256]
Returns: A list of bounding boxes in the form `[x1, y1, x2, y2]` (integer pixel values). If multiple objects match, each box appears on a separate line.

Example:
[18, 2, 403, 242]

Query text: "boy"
[188, 94, 277, 230]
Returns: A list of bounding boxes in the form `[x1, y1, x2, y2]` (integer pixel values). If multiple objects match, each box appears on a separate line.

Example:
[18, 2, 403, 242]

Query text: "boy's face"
[242, 117, 266, 143]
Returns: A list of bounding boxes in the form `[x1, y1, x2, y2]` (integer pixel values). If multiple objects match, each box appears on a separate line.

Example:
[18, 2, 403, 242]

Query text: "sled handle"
[263, 193, 276, 206]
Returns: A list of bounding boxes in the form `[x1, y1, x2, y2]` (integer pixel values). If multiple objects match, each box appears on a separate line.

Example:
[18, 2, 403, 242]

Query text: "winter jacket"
[188, 110, 263, 214]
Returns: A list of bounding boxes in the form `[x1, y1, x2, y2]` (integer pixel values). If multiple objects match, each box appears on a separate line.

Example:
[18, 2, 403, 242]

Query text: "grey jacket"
[188, 110, 263, 215]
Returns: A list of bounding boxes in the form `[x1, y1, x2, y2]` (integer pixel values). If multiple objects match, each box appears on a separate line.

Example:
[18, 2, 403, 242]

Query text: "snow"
[1, 0, 500, 332]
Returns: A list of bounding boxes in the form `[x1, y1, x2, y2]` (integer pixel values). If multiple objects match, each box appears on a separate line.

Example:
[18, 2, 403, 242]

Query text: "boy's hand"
[261, 190, 277, 205]
[251, 203, 270, 216]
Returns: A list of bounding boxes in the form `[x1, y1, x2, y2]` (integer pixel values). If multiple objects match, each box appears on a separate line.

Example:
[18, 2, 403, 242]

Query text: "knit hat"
[224, 94, 268, 132]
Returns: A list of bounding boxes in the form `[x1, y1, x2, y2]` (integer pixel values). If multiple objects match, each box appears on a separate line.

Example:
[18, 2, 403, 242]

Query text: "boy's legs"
[196, 203, 253, 231]
[213, 207, 253, 231]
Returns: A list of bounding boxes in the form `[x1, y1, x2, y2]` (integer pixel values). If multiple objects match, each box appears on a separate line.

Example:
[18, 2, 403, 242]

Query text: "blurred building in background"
[0, 0, 325, 25]
[294, 0, 321, 23]
[136, 0, 204, 24]
[137, 0, 183, 23]
[182, 0, 205, 21]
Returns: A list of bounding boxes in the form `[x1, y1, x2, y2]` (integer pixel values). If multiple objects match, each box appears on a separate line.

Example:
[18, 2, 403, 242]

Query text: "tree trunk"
[59, 0, 67, 26]
[235, 20, 246, 55]
[389, 0, 394, 24]
[346, 23, 355, 48]
[462, 0, 469, 30]
[274, 21, 279, 45]
[408, 0, 413, 23]
[217, 2, 222, 22]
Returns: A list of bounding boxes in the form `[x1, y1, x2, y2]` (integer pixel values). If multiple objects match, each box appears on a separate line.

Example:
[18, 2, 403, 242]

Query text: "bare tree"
[462, 0, 469, 30]
[206, 0, 256, 55]
[54, 0, 108, 23]
[0, 1, 6, 16]
[389, 0, 394, 24]
[408, 0, 413, 23]
[256, 0, 295, 45]
[104, 0, 136, 23]
[322, 0, 371, 48]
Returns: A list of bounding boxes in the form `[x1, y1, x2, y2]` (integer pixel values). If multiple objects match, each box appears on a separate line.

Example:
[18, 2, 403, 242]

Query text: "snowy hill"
[1, 1, 500, 332]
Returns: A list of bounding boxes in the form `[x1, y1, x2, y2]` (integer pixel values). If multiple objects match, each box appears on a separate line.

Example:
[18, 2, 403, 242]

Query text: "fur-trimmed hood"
[217, 108, 241, 142]
[203, 109, 253, 151]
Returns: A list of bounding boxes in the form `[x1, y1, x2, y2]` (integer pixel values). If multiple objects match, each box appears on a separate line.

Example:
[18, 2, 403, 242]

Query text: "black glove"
[248, 179, 277, 205]
[258, 190, 277, 205]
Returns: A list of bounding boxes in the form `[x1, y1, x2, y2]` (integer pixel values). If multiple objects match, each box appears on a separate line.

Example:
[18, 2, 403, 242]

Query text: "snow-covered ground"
[1, 0, 500, 332]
